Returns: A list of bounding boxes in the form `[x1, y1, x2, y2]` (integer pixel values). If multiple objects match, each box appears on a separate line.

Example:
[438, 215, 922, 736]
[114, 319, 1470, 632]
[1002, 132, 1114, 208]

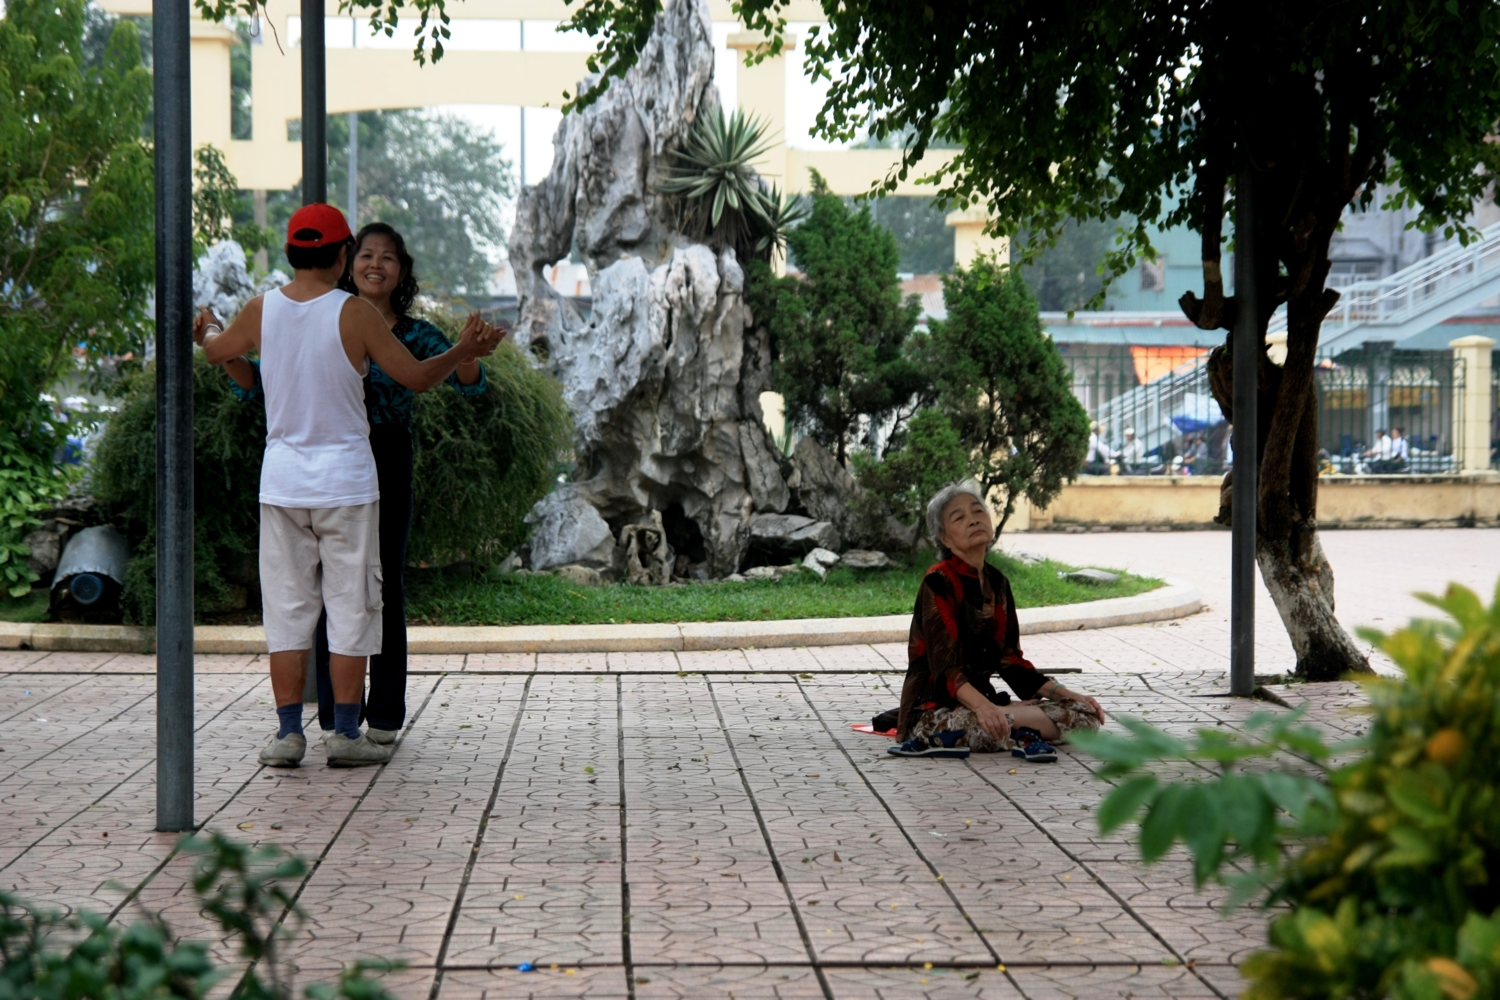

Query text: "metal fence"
[1058, 343, 1477, 475]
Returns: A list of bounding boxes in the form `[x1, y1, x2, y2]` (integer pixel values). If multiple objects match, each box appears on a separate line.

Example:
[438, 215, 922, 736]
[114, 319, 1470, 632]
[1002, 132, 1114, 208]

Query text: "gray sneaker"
[325, 732, 393, 767]
[365, 727, 400, 745]
[259, 732, 307, 767]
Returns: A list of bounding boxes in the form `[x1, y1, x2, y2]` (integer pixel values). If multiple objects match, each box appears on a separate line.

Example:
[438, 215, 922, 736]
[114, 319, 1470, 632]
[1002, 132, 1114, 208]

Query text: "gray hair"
[926, 479, 987, 558]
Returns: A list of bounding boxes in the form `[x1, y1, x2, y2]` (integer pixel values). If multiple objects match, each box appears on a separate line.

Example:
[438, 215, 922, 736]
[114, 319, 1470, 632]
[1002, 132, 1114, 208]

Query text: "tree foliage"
[0, 0, 153, 454]
[849, 408, 968, 529]
[919, 256, 1089, 532]
[1075, 580, 1500, 1000]
[193, 144, 273, 257]
[750, 172, 923, 462]
[326, 110, 514, 296]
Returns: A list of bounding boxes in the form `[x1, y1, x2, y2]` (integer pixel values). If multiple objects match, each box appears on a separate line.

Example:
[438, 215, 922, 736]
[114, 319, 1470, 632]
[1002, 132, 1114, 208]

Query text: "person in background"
[1388, 426, 1410, 472]
[888, 480, 1106, 761]
[1118, 426, 1147, 474]
[1082, 421, 1112, 475]
[213, 221, 504, 753]
[1361, 428, 1394, 473]
[1180, 433, 1210, 474]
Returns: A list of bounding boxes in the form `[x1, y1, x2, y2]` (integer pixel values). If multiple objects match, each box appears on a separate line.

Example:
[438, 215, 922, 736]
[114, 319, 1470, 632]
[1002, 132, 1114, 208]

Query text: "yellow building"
[96, 0, 999, 262]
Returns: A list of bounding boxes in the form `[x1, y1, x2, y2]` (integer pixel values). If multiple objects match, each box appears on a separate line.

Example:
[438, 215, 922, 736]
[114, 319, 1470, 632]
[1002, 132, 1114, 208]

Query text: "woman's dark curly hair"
[339, 222, 419, 316]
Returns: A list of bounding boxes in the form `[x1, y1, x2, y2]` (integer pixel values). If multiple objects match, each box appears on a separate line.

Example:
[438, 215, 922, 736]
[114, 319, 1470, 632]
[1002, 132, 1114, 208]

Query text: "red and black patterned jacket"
[896, 556, 1044, 738]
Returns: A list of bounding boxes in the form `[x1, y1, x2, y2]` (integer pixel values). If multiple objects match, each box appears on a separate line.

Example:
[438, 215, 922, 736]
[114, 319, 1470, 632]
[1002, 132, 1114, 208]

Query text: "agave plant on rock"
[658, 107, 807, 262]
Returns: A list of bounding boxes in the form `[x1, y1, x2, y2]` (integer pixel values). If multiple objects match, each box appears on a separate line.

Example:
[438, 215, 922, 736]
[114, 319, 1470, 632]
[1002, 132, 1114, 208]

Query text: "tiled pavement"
[2, 529, 1487, 999]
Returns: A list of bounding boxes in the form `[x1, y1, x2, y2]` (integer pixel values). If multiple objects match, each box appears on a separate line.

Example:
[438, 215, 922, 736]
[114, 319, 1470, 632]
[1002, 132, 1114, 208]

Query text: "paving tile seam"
[235, 676, 448, 995]
[1135, 674, 1333, 775]
[702, 675, 836, 1000]
[614, 674, 638, 1000]
[105, 674, 289, 923]
[427, 674, 536, 1000]
[0, 674, 265, 877]
[960, 754, 1229, 1000]
[785, 677, 1021, 994]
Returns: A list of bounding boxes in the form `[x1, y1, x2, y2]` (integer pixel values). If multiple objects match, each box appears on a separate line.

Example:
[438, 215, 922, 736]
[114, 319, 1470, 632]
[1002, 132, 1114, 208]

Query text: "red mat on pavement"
[850, 723, 898, 739]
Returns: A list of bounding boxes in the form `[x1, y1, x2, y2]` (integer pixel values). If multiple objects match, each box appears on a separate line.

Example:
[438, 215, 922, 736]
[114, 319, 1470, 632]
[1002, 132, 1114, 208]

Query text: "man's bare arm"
[197, 299, 262, 364]
[342, 299, 498, 393]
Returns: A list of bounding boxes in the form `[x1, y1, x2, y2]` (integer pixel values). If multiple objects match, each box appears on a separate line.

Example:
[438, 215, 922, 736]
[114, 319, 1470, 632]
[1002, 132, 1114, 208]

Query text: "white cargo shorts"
[259, 502, 382, 656]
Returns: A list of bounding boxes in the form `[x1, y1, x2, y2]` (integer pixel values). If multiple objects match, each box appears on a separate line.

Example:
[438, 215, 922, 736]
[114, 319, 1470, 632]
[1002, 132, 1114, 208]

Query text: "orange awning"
[1131, 345, 1209, 385]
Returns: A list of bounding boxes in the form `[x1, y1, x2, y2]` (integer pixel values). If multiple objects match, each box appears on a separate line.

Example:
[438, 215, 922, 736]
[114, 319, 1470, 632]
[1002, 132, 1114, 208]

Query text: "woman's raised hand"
[192, 306, 224, 347]
[455, 311, 503, 361]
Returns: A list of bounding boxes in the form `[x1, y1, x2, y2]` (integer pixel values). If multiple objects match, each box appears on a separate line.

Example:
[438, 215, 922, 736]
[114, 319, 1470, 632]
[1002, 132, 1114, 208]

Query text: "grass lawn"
[404, 552, 1161, 627]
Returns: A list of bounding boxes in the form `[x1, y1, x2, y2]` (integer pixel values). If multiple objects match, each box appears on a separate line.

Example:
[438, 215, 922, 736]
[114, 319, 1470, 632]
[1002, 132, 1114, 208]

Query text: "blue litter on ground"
[516, 963, 536, 973]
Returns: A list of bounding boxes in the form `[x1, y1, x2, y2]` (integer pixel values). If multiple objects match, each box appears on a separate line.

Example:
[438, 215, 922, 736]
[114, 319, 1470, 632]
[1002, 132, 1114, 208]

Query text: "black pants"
[314, 424, 414, 732]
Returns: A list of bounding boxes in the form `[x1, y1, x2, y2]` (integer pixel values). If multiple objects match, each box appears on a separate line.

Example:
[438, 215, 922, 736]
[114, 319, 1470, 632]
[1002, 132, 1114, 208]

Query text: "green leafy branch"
[0, 832, 403, 1000]
[1074, 581, 1500, 1000]
[1073, 708, 1341, 900]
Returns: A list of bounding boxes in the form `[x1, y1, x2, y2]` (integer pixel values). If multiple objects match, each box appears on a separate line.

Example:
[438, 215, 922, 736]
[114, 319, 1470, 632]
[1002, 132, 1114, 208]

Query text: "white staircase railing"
[1089, 222, 1500, 458]
[1288, 220, 1500, 350]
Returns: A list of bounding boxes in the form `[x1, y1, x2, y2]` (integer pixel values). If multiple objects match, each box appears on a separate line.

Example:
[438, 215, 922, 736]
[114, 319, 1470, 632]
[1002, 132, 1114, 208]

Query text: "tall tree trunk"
[1207, 315, 1371, 681]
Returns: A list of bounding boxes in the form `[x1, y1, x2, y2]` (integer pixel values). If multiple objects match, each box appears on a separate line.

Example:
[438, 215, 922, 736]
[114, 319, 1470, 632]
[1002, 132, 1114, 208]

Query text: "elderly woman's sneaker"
[888, 730, 970, 758]
[1010, 727, 1058, 763]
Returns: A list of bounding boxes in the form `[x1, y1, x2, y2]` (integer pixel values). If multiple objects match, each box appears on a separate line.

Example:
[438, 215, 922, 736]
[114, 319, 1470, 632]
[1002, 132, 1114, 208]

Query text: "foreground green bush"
[0, 832, 399, 999]
[92, 343, 569, 623]
[1075, 580, 1500, 1000]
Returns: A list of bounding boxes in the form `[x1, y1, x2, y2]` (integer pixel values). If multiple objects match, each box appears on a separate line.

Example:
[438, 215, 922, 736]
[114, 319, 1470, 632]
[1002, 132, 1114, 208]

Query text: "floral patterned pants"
[908, 699, 1101, 753]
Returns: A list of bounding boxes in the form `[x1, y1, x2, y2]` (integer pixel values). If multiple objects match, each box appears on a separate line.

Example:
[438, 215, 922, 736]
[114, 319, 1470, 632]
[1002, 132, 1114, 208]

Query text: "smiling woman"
[890, 480, 1108, 762]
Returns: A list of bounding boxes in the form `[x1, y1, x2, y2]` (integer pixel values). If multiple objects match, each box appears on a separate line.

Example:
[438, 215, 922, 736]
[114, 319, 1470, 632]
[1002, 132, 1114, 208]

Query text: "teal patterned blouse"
[230, 315, 487, 426]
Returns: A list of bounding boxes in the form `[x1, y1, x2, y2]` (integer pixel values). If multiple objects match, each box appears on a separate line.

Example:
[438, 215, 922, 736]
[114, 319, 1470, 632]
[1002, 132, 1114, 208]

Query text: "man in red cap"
[194, 204, 501, 767]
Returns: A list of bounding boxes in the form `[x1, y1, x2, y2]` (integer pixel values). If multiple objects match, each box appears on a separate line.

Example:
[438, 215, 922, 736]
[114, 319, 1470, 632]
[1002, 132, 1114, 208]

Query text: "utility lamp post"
[302, 0, 327, 205]
[1229, 169, 1259, 698]
[153, 0, 195, 832]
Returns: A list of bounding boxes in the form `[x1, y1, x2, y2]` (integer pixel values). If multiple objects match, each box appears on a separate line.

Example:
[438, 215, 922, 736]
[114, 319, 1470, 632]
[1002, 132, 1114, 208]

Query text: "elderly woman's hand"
[973, 702, 1011, 742]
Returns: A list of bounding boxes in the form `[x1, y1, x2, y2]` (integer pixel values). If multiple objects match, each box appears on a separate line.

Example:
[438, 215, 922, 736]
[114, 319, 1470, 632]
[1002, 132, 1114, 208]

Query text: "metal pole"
[301, 0, 327, 705]
[301, 0, 327, 204]
[154, 0, 195, 832]
[1230, 169, 1259, 697]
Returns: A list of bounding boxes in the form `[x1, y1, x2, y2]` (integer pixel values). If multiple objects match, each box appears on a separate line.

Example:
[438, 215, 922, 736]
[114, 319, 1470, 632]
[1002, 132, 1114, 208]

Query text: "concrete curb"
[0, 578, 1200, 654]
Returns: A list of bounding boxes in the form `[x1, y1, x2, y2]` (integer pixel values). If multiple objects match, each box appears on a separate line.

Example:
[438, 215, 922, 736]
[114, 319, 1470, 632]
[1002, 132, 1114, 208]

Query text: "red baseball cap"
[286, 203, 353, 247]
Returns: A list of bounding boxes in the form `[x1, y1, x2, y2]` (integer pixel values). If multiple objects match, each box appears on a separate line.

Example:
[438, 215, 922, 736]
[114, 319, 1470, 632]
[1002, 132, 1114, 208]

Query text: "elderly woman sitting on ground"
[890, 480, 1107, 762]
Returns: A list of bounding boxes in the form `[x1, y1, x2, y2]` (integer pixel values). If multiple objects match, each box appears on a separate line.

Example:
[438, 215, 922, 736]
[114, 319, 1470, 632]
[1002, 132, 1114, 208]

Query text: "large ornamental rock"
[527, 488, 618, 572]
[193, 240, 286, 319]
[787, 437, 858, 533]
[746, 514, 840, 563]
[511, 0, 788, 578]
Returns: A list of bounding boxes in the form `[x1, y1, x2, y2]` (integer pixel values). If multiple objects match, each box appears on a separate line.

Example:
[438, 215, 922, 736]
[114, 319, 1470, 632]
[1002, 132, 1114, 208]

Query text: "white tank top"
[258, 288, 380, 508]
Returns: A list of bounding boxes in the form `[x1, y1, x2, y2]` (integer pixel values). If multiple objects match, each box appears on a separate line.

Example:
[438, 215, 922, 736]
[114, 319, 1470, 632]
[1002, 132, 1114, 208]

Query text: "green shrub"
[1074, 580, 1500, 1000]
[917, 255, 1089, 533]
[0, 430, 72, 598]
[92, 354, 267, 623]
[407, 339, 572, 565]
[849, 408, 969, 531]
[91, 342, 570, 622]
[749, 171, 926, 462]
[0, 831, 401, 999]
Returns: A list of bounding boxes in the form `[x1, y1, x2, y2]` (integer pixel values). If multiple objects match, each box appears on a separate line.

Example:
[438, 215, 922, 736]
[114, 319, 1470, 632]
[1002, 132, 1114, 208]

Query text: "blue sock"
[276, 703, 304, 740]
[334, 703, 362, 741]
